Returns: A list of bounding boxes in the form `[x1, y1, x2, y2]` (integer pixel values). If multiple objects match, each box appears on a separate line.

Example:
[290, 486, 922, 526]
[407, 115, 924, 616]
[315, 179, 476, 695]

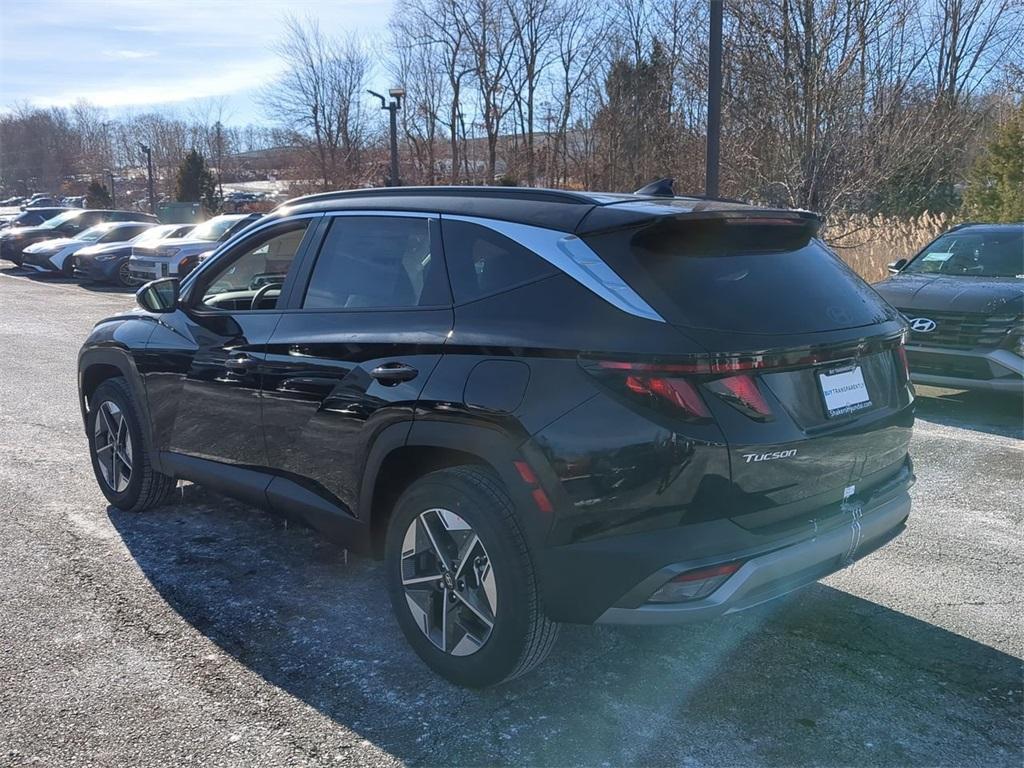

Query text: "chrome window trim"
[186, 208, 662, 321]
[323, 210, 441, 220]
[443, 214, 665, 323]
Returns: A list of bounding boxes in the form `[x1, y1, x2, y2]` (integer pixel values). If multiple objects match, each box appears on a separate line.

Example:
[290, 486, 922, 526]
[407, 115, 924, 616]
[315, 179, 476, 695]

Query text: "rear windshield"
[905, 229, 1023, 278]
[585, 219, 895, 334]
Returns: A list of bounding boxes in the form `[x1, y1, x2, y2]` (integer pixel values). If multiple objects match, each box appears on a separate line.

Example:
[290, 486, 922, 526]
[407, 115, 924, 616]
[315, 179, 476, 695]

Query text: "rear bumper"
[907, 345, 1023, 393]
[596, 490, 910, 624]
[535, 459, 914, 625]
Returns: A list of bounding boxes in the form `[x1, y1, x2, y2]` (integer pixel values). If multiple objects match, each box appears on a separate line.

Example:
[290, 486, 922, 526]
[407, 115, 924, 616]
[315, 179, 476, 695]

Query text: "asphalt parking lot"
[1, 268, 1021, 768]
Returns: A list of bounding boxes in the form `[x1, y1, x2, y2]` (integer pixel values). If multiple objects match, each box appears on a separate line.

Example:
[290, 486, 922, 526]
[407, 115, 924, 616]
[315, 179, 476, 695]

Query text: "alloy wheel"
[93, 400, 133, 493]
[118, 261, 132, 286]
[400, 508, 498, 656]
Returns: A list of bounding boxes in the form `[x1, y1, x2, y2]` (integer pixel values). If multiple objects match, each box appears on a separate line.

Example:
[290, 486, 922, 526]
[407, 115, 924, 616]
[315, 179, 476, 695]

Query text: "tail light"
[584, 334, 905, 424]
[648, 561, 744, 603]
[586, 360, 711, 422]
[704, 374, 774, 421]
[895, 340, 911, 381]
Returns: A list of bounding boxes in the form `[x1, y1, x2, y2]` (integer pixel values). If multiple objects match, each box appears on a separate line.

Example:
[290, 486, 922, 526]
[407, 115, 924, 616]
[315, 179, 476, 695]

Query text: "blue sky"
[0, 0, 393, 124]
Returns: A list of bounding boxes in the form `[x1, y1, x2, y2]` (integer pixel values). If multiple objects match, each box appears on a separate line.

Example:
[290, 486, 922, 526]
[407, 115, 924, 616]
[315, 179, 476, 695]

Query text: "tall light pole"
[105, 168, 116, 207]
[368, 88, 405, 187]
[138, 142, 155, 214]
[706, 0, 723, 198]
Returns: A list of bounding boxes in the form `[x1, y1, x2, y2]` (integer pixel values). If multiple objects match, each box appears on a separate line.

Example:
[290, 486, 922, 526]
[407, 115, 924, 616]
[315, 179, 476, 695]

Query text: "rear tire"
[384, 466, 558, 688]
[86, 377, 176, 512]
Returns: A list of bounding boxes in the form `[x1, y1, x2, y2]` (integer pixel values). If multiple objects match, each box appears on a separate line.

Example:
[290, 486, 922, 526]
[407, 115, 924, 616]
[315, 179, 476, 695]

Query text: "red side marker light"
[513, 460, 538, 485]
[531, 488, 554, 514]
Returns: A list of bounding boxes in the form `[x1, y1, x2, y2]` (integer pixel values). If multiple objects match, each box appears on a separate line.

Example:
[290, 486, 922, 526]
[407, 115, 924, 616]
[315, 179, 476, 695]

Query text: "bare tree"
[396, 0, 474, 183]
[261, 15, 371, 190]
[458, 0, 517, 181]
[504, 0, 558, 185]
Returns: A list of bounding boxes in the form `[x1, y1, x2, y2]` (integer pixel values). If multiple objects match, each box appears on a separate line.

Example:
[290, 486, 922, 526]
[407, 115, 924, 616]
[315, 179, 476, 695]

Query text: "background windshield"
[905, 229, 1023, 277]
[77, 225, 112, 242]
[132, 225, 176, 244]
[41, 211, 82, 229]
[189, 217, 240, 241]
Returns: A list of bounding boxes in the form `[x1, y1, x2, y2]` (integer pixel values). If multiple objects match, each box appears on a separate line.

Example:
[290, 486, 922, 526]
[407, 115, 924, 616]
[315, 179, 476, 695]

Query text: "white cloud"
[102, 49, 157, 60]
[31, 58, 284, 109]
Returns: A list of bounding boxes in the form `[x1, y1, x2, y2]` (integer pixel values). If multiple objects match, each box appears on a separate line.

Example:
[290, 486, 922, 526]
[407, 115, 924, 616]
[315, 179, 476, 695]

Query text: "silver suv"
[128, 214, 257, 282]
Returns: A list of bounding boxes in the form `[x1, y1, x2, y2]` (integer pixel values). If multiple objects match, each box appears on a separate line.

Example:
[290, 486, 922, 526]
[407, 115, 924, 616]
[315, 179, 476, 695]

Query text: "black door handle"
[225, 353, 258, 370]
[370, 362, 418, 385]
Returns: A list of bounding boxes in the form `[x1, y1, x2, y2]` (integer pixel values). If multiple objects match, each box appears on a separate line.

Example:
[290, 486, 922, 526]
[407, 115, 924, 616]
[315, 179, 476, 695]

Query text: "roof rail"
[279, 185, 597, 210]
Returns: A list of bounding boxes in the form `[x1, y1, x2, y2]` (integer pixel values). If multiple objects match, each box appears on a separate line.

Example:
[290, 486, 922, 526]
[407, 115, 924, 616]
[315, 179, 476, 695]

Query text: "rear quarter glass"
[585, 219, 896, 334]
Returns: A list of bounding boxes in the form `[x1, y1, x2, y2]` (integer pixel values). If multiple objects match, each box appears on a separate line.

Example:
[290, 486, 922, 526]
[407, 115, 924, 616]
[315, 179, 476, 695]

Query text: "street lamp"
[137, 143, 156, 214]
[368, 87, 405, 187]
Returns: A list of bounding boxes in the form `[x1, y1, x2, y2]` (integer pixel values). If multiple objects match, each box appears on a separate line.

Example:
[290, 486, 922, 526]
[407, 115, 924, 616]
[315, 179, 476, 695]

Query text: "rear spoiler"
[577, 202, 822, 239]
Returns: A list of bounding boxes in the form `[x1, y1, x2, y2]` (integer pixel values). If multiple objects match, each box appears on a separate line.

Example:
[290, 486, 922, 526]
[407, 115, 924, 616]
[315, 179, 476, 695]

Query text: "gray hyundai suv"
[873, 223, 1023, 394]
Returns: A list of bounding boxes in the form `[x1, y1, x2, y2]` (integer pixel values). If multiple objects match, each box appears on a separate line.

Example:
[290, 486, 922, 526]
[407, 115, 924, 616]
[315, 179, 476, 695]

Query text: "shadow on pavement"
[913, 386, 1022, 440]
[109, 486, 1023, 767]
[0, 265, 133, 293]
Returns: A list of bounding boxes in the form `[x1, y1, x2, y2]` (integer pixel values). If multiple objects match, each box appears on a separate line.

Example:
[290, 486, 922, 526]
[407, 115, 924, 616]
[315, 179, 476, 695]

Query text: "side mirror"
[887, 258, 908, 274]
[136, 278, 179, 313]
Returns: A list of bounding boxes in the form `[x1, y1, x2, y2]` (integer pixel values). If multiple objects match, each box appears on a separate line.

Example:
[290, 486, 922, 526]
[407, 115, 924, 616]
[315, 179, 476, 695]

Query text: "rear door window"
[585, 219, 894, 334]
[303, 216, 448, 309]
[441, 219, 557, 303]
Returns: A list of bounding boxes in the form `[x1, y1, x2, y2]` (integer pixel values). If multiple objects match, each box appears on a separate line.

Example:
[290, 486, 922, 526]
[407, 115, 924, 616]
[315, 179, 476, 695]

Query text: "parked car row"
[0, 209, 157, 268]
[0, 206, 71, 230]
[0, 209, 263, 287]
[72, 223, 196, 286]
[0, 193, 87, 210]
[127, 213, 259, 283]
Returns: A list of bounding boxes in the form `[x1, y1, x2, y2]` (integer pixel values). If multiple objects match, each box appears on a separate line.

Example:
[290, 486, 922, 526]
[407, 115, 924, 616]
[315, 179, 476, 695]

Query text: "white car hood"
[25, 237, 78, 253]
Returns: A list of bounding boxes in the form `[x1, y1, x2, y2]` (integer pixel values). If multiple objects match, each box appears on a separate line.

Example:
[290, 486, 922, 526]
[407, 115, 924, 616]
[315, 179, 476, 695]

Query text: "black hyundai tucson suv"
[78, 186, 915, 687]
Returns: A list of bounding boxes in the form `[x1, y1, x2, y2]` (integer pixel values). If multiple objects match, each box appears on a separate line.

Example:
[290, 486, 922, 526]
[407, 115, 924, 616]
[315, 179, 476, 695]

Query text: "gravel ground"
[1, 269, 1021, 768]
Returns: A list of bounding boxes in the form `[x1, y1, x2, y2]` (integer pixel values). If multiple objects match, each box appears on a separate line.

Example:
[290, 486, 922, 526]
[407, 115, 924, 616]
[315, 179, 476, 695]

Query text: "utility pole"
[138, 143, 155, 214]
[368, 88, 405, 187]
[706, 0, 723, 198]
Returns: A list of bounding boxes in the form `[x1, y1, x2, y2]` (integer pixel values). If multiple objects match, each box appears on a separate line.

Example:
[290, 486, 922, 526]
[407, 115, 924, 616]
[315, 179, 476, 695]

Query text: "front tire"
[116, 260, 136, 287]
[385, 466, 558, 688]
[86, 377, 176, 512]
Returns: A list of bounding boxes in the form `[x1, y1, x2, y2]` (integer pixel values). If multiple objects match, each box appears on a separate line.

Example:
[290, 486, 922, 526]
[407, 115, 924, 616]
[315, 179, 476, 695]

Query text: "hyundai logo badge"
[909, 317, 937, 333]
